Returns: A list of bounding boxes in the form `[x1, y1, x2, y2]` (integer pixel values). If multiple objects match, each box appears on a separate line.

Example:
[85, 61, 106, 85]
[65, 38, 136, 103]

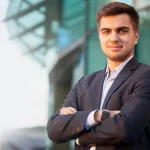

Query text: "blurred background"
[0, 0, 150, 150]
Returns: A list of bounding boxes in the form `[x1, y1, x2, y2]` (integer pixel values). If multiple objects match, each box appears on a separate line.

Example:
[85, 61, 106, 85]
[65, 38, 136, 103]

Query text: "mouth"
[107, 45, 122, 48]
[107, 45, 123, 51]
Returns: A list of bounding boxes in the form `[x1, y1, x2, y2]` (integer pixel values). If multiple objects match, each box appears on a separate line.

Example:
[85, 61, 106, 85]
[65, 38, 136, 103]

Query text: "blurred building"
[4, 0, 150, 150]
[0, 127, 46, 150]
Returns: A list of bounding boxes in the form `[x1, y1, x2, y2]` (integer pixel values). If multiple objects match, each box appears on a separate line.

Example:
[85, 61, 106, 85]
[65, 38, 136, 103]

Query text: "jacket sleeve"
[47, 77, 91, 144]
[78, 70, 150, 146]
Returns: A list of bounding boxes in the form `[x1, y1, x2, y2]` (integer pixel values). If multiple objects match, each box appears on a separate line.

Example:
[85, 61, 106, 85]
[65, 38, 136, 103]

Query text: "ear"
[98, 33, 100, 40]
[134, 31, 139, 44]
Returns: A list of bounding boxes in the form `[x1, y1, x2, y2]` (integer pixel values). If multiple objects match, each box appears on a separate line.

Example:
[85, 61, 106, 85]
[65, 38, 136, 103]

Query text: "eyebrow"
[117, 27, 130, 30]
[100, 26, 129, 31]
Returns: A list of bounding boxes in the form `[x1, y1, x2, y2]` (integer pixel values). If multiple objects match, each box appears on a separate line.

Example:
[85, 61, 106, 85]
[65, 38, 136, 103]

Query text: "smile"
[107, 45, 123, 48]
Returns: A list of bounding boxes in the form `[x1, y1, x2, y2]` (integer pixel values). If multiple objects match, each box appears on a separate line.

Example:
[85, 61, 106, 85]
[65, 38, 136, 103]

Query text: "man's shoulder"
[128, 57, 150, 72]
[140, 63, 150, 68]
[132, 62, 150, 79]
[84, 70, 102, 79]
[138, 62, 150, 72]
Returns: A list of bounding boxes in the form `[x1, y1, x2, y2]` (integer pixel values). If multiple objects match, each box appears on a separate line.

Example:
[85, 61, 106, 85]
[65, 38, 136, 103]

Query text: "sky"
[0, 1, 49, 132]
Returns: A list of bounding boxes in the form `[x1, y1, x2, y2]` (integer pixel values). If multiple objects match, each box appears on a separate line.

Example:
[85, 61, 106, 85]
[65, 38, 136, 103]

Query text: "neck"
[107, 60, 122, 72]
[108, 63, 121, 72]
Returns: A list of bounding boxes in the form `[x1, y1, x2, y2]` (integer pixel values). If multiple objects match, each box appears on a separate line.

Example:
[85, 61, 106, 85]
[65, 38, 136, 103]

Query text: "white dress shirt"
[85, 56, 133, 150]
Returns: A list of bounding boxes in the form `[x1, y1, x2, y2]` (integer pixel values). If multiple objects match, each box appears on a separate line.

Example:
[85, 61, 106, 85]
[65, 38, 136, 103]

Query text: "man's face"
[98, 14, 139, 62]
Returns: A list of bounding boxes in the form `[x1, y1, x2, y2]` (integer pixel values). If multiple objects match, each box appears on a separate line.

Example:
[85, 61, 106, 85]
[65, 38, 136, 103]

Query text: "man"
[47, 2, 150, 150]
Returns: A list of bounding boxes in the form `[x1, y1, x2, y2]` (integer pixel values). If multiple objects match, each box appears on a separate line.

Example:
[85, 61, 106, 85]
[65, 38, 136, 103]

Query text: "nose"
[110, 32, 119, 43]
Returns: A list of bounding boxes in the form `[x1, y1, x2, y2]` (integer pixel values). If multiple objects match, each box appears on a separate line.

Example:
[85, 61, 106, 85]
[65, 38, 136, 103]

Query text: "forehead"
[99, 14, 133, 29]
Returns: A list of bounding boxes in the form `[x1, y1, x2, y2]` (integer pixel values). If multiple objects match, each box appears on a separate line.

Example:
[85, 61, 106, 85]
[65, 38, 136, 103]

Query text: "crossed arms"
[60, 107, 120, 146]
[47, 69, 150, 147]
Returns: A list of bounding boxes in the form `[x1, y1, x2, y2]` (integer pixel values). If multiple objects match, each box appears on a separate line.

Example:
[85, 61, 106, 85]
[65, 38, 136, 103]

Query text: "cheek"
[122, 34, 137, 45]
[120, 37, 130, 46]
[99, 37, 108, 46]
[125, 38, 135, 45]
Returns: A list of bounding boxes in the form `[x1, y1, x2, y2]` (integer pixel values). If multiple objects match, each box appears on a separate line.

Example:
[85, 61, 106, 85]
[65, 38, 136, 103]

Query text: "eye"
[119, 29, 128, 34]
[102, 30, 110, 35]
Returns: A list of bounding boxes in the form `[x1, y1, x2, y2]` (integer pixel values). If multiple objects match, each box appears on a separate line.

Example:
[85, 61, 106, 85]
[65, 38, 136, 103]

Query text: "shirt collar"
[105, 55, 133, 77]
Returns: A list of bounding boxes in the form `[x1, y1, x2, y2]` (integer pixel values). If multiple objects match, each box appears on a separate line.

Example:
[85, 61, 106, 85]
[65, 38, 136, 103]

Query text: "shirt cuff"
[85, 110, 98, 130]
[76, 138, 80, 145]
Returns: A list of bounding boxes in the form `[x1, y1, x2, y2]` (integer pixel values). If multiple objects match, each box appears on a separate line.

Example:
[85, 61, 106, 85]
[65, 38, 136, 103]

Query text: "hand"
[60, 107, 77, 115]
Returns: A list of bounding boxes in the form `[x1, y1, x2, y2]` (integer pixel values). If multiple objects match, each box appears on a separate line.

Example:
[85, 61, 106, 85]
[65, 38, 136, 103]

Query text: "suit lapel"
[91, 68, 106, 109]
[102, 57, 139, 109]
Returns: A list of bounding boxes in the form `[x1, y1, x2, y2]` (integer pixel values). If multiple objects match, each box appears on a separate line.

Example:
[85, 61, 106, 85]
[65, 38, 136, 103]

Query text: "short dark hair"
[96, 2, 139, 32]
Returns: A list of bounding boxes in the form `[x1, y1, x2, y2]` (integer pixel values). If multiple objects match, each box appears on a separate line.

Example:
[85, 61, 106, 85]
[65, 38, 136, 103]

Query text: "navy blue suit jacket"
[47, 57, 150, 150]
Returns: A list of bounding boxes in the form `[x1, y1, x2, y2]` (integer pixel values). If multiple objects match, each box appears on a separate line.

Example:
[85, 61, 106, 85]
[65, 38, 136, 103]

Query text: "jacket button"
[72, 128, 75, 133]
[76, 127, 80, 132]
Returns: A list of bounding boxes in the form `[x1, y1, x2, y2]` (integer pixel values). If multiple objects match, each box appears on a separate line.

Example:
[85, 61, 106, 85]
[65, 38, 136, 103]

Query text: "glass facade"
[135, 0, 150, 65]
[4, 0, 150, 150]
[86, 0, 108, 74]
[5, 0, 57, 66]
[61, 0, 85, 42]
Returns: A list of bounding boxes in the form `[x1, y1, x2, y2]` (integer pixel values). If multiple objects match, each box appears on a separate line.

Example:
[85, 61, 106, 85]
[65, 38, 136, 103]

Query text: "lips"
[107, 45, 123, 51]
[107, 45, 122, 48]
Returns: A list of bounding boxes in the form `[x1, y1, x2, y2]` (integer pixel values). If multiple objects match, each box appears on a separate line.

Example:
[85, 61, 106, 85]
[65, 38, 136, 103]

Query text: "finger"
[60, 107, 75, 114]
[64, 107, 77, 114]
[64, 107, 75, 114]
[68, 107, 77, 113]
[60, 113, 64, 115]
[60, 110, 74, 114]
[60, 108, 68, 114]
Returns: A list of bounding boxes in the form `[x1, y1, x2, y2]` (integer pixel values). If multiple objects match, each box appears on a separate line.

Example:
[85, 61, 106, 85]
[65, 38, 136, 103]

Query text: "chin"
[108, 55, 129, 62]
